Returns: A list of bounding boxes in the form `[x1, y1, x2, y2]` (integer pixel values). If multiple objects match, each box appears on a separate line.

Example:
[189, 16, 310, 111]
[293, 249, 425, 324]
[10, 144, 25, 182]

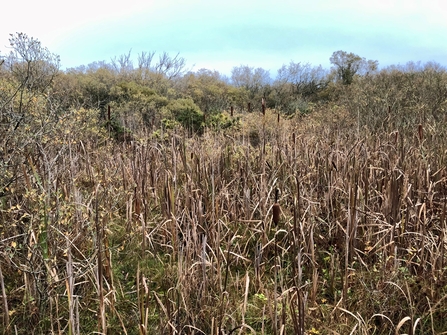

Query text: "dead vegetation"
[1, 102, 446, 334]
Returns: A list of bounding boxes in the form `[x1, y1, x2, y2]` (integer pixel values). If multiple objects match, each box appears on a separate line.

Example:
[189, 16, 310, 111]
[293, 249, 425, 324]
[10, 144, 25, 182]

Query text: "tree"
[180, 69, 231, 113]
[137, 51, 156, 70]
[0, 33, 60, 196]
[231, 65, 270, 93]
[155, 52, 187, 80]
[111, 49, 134, 75]
[1, 32, 60, 132]
[108, 80, 169, 131]
[168, 98, 204, 134]
[276, 61, 329, 99]
[231, 65, 271, 110]
[330, 50, 378, 85]
[1, 33, 60, 116]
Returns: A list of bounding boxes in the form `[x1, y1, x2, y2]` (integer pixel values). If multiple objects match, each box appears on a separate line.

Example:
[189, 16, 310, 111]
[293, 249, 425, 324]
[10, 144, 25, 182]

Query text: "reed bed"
[1, 106, 446, 334]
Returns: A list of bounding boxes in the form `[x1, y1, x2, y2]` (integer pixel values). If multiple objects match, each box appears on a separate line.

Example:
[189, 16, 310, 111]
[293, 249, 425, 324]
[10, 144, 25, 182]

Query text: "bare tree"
[276, 61, 328, 97]
[111, 49, 134, 74]
[137, 51, 156, 70]
[155, 52, 187, 79]
[231, 65, 270, 92]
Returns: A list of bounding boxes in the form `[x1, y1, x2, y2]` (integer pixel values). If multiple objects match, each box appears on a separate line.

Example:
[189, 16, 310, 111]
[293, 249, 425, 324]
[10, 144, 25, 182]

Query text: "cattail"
[273, 189, 281, 226]
[230, 105, 234, 117]
[418, 124, 423, 142]
[331, 161, 338, 172]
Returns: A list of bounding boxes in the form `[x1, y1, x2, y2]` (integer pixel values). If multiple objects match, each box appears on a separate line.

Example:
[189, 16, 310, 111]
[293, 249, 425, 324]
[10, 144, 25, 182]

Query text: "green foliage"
[330, 50, 378, 85]
[109, 81, 169, 131]
[181, 69, 233, 113]
[77, 66, 116, 111]
[341, 63, 447, 134]
[168, 98, 204, 133]
[105, 116, 133, 142]
[205, 112, 240, 130]
[111, 81, 157, 102]
[161, 117, 179, 130]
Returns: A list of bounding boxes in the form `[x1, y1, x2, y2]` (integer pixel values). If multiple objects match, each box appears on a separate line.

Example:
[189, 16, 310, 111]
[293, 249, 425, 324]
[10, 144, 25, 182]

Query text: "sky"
[1, 0, 446, 76]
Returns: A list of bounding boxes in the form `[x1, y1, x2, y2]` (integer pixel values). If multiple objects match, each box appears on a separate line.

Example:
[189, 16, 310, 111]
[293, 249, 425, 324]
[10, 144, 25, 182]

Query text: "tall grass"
[1, 105, 446, 334]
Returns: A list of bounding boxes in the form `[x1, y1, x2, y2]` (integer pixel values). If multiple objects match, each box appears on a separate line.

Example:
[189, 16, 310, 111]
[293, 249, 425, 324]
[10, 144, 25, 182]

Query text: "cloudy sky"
[1, 0, 446, 75]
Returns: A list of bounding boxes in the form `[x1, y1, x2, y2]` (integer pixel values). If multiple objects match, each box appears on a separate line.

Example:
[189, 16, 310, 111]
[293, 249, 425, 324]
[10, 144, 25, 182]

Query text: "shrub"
[168, 98, 204, 133]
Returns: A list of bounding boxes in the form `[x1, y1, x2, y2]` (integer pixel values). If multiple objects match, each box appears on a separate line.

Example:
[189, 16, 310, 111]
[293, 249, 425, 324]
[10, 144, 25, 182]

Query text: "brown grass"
[1, 105, 447, 334]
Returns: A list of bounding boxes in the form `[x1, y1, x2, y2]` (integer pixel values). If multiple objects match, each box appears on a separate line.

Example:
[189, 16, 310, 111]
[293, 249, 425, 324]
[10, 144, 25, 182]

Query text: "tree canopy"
[330, 50, 378, 85]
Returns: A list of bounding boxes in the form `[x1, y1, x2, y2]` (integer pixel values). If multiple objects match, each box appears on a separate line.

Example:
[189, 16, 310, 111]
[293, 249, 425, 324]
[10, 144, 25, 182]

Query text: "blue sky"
[1, 0, 446, 75]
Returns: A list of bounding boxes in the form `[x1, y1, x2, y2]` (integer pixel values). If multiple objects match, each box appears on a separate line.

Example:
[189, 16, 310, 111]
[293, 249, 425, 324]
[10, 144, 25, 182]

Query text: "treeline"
[0, 33, 447, 151]
[2, 33, 447, 138]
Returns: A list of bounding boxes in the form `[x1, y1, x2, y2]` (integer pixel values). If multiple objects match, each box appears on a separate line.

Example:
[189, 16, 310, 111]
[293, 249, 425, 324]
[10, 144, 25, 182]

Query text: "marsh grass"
[1, 102, 447, 334]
